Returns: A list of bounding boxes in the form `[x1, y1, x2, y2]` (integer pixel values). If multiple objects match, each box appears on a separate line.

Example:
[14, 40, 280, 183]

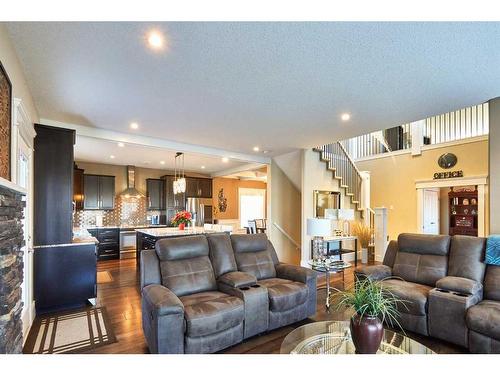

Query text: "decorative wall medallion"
[438, 153, 457, 169]
[0, 61, 12, 181]
[218, 188, 227, 213]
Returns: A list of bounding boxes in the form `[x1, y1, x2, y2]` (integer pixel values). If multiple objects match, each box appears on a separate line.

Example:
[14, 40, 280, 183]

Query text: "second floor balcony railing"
[341, 102, 489, 161]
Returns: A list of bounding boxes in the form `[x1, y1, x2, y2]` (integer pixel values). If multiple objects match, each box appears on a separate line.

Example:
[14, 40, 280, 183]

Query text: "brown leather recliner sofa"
[355, 233, 500, 353]
[140, 233, 317, 354]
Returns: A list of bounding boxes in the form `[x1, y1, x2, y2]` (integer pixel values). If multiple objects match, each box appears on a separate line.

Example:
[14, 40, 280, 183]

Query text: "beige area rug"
[23, 307, 117, 354]
[97, 271, 114, 283]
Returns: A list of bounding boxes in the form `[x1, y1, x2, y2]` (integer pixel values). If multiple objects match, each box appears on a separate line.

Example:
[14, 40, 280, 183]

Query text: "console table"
[323, 236, 358, 266]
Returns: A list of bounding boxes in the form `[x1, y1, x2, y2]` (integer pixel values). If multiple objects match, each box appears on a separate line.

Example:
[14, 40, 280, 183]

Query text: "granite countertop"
[135, 226, 224, 237]
[73, 224, 168, 231]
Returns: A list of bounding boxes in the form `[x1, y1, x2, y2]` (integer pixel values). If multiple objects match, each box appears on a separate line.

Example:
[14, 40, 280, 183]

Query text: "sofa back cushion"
[484, 265, 500, 301]
[448, 235, 486, 283]
[206, 233, 238, 278]
[392, 233, 450, 286]
[155, 235, 217, 297]
[230, 233, 276, 280]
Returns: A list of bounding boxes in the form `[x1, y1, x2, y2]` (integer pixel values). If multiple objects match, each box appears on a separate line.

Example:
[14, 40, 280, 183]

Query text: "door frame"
[11, 98, 36, 341]
[422, 188, 440, 234]
[416, 175, 488, 237]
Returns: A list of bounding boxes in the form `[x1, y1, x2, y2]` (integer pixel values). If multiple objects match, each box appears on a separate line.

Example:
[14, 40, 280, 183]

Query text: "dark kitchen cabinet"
[34, 124, 75, 246]
[146, 178, 165, 210]
[73, 165, 84, 210]
[186, 177, 212, 198]
[198, 178, 213, 198]
[87, 228, 120, 260]
[83, 174, 115, 210]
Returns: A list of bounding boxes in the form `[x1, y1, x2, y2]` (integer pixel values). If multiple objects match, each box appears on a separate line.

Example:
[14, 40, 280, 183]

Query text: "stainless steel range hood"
[120, 166, 144, 198]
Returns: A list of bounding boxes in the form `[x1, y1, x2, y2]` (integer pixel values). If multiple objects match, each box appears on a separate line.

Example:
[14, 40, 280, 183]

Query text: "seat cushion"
[258, 278, 308, 312]
[180, 291, 244, 338]
[382, 279, 432, 316]
[466, 300, 500, 341]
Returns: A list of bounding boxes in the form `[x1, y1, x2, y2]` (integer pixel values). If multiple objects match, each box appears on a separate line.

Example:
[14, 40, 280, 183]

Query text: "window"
[239, 188, 266, 228]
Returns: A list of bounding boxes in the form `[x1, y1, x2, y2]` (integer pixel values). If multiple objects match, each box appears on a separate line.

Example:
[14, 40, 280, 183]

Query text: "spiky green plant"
[331, 278, 408, 330]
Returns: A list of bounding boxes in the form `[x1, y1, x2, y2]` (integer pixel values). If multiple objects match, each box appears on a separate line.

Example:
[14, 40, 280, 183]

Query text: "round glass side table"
[308, 259, 352, 309]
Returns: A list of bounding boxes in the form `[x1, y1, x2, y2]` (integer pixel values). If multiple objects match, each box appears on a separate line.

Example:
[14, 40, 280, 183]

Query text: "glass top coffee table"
[280, 321, 435, 354]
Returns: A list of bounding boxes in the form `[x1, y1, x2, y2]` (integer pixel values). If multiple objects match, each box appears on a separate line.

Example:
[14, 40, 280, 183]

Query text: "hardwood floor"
[26, 258, 467, 354]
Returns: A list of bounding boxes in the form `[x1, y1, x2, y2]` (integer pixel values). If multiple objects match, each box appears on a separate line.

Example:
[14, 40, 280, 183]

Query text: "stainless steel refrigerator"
[185, 197, 213, 226]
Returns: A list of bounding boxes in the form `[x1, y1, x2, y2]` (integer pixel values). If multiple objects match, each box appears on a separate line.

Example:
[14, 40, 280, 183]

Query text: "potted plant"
[351, 221, 373, 264]
[331, 278, 406, 354]
[171, 210, 192, 230]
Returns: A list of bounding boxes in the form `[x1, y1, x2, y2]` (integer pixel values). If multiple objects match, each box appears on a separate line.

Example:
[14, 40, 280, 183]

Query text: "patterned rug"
[23, 307, 117, 354]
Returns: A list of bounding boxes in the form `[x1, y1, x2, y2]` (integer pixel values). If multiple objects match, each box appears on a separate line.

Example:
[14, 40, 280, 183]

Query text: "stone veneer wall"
[0, 185, 25, 353]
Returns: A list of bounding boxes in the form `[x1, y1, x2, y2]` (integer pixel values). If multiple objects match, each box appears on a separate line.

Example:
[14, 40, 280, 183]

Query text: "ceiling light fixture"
[341, 113, 351, 121]
[160, 161, 165, 165]
[201, 166, 206, 169]
[130, 122, 139, 129]
[222, 157, 229, 163]
[147, 31, 164, 50]
[253, 146, 260, 152]
[118, 142, 125, 147]
[110, 155, 115, 159]
[173, 152, 186, 194]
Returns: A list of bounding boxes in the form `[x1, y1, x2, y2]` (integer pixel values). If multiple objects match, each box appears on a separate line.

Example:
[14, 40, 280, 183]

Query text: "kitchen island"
[135, 226, 229, 266]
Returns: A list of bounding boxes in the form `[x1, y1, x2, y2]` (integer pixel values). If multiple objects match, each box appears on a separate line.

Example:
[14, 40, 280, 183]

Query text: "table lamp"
[307, 218, 332, 261]
[337, 208, 355, 236]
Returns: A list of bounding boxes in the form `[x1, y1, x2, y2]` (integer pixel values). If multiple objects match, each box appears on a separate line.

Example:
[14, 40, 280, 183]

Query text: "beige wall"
[439, 187, 450, 235]
[212, 177, 267, 220]
[489, 98, 500, 233]
[269, 161, 301, 265]
[0, 25, 39, 124]
[301, 149, 357, 263]
[356, 139, 489, 241]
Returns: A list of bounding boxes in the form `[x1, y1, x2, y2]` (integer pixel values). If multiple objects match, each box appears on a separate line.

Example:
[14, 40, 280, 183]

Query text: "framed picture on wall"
[0, 60, 12, 181]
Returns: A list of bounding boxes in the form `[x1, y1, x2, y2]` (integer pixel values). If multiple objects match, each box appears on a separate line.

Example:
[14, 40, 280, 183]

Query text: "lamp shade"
[337, 209, 355, 221]
[307, 218, 332, 236]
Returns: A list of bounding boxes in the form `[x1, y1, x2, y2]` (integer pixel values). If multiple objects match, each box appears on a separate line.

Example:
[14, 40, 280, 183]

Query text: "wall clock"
[438, 153, 457, 169]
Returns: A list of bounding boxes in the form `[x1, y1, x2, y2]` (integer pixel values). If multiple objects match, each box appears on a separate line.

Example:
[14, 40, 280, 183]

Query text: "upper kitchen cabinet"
[73, 164, 84, 210]
[186, 177, 212, 198]
[34, 124, 75, 246]
[146, 178, 165, 210]
[83, 174, 115, 210]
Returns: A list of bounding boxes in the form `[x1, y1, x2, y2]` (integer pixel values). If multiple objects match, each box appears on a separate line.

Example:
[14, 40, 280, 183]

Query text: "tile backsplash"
[74, 195, 162, 227]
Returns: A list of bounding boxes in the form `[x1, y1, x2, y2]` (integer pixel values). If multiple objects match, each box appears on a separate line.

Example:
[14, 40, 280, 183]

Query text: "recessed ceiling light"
[130, 122, 139, 129]
[341, 113, 351, 121]
[118, 142, 125, 147]
[147, 31, 164, 50]
[110, 155, 115, 159]
[222, 157, 229, 163]
[160, 161, 165, 165]
[263, 150, 271, 154]
[201, 166, 206, 169]
[253, 146, 260, 152]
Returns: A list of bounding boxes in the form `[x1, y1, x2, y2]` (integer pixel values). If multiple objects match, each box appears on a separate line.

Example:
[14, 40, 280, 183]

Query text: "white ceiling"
[74, 135, 249, 174]
[6, 22, 500, 156]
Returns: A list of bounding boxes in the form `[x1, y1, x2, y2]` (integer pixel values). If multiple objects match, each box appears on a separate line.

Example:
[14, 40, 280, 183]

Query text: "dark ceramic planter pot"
[350, 314, 383, 354]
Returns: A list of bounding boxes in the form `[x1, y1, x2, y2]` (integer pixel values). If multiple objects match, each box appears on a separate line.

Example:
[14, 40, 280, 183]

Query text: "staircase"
[314, 142, 365, 216]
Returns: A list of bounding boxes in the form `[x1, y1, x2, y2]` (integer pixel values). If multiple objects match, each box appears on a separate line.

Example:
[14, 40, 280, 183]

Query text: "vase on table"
[361, 247, 368, 264]
[178, 223, 185, 230]
[350, 314, 383, 354]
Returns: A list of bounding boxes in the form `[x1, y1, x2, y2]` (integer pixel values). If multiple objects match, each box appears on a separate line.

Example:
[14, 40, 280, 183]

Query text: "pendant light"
[173, 152, 186, 194]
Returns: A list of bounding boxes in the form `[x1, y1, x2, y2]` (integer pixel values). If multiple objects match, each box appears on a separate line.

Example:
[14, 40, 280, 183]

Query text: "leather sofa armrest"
[218, 271, 257, 288]
[436, 276, 483, 296]
[142, 284, 184, 317]
[275, 262, 317, 284]
[354, 265, 392, 281]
